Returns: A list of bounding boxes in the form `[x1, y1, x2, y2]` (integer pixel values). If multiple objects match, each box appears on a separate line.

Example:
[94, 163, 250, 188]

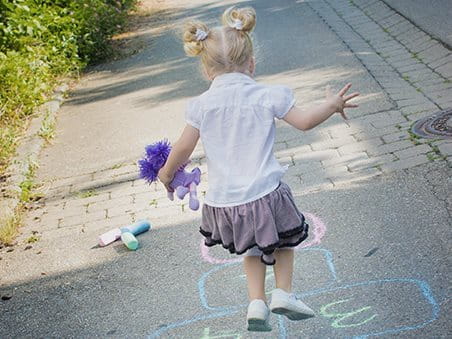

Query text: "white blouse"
[186, 72, 295, 207]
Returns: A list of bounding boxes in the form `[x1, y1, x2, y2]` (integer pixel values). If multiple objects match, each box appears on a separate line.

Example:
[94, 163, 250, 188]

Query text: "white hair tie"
[195, 28, 208, 41]
[232, 19, 243, 30]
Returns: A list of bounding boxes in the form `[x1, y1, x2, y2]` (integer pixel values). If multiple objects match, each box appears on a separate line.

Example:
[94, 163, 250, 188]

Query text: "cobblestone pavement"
[1, 0, 451, 285]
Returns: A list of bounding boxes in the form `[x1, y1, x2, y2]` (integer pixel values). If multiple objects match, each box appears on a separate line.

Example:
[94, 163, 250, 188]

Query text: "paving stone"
[60, 210, 106, 228]
[436, 98, 452, 110]
[298, 176, 333, 194]
[427, 88, 452, 101]
[429, 54, 452, 69]
[109, 182, 151, 199]
[324, 165, 350, 177]
[396, 63, 427, 74]
[409, 39, 438, 54]
[367, 139, 413, 156]
[310, 136, 356, 151]
[364, 2, 391, 18]
[396, 28, 424, 44]
[418, 44, 451, 64]
[133, 190, 169, 205]
[387, 58, 419, 69]
[380, 154, 430, 172]
[46, 205, 88, 220]
[43, 202, 66, 214]
[352, 125, 398, 141]
[107, 204, 138, 218]
[381, 47, 409, 59]
[416, 78, 449, 89]
[327, 125, 354, 139]
[406, 110, 438, 122]
[435, 63, 452, 79]
[37, 213, 61, 231]
[329, 167, 381, 186]
[422, 81, 452, 93]
[368, 64, 395, 73]
[390, 93, 419, 101]
[84, 214, 134, 234]
[402, 70, 437, 83]
[394, 144, 432, 159]
[87, 196, 133, 213]
[402, 34, 431, 50]
[386, 21, 414, 36]
[382, 131, 410, 143]
[64, 192, 110, 209]
[130, 199, 169, 214]
[386, 51, 418, 63]
[377, 12, 398, 27]
[275, 125, 304, 143]
[322, 152, 369, 167]
[274, 141, 288, 152]
[370, 112, 407, 128]
[347, 154, 396, 171]
[396, 97, 430, 108]
[45, 186, 72, 200]
[276, 155, 294, 168]
[400, 103, 438, 116]
[437, 142, 452, 157]
[379, 13, 405, 29]
[338, 138, 383, 155]
[275, 144, 312, 158]
[292, 149, 340, 163]
[285, 161, 324, 177]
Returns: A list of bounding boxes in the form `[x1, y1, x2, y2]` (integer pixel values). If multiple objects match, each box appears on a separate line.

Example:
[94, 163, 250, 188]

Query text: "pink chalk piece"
[200, 212, 327, 264]
[98, 228, 122, 247]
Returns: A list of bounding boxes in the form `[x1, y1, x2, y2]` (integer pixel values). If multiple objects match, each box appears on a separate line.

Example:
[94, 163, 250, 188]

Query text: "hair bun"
[222, 6, 256, 33]
[183, 21, 210, 57]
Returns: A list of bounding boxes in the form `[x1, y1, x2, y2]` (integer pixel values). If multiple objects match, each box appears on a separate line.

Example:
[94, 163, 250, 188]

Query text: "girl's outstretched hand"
[326, 83, 360, 120]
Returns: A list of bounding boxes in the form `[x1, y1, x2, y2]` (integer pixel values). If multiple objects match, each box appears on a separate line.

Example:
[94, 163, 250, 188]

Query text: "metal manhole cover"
[411, 108, 452, 139]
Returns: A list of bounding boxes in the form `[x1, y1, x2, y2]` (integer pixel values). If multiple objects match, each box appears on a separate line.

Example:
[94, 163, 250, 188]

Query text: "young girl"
[158, 6, 359, 332]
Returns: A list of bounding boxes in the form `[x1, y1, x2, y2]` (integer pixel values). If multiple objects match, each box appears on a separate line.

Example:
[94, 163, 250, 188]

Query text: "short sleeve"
[185, 98, 201, 129]
[267, 85, 296, 119]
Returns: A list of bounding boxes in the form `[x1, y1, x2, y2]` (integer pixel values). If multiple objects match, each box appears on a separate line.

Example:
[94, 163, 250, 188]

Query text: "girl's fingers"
[345, 103, 359, 108]
[344, 92, 360, 101]
[340, 110, 348, 120]
[338, 83, 352, 96]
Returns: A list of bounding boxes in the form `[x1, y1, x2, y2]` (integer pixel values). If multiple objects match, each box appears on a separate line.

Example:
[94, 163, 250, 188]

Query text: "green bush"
[0, 0, 136, 172]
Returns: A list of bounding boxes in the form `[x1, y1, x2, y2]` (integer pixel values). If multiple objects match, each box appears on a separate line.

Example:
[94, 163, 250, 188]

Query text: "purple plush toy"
[138, 140, 201, 211]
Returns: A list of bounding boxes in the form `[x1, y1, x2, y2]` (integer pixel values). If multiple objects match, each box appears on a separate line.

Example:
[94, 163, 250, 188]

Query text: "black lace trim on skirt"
[199, 221, 309, 265]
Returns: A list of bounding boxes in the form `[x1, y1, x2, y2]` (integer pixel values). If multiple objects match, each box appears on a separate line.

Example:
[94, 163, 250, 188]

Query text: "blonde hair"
[183, 6, 256, 78]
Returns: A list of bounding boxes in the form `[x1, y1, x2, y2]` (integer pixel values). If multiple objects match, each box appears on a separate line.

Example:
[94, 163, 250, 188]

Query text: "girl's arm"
[158, 124, 200, 191]
[283, 83, 359, 131]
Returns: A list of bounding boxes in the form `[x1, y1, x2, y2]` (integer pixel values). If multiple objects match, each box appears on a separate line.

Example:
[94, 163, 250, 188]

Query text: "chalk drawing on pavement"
[148, 213, 439, 338]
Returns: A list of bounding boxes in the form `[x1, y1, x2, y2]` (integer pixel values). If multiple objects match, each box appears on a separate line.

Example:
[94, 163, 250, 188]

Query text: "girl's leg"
[244, 256, 267, 301]
[273, 248, 294, 292]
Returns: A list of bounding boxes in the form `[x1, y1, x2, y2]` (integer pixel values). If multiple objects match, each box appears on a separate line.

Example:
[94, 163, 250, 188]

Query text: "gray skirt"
[200, 182, 309, 265]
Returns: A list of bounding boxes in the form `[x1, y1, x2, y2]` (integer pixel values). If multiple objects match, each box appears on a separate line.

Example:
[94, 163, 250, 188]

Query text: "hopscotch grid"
[148, 212, 439, 338]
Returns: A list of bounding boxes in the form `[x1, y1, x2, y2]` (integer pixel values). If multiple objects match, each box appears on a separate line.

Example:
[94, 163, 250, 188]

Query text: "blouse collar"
[210, 72, 255, 88]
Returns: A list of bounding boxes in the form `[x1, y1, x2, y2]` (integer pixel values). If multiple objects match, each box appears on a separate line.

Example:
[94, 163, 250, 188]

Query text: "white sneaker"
[246, 299, 272, 332]
[269, 288, 315, 320]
